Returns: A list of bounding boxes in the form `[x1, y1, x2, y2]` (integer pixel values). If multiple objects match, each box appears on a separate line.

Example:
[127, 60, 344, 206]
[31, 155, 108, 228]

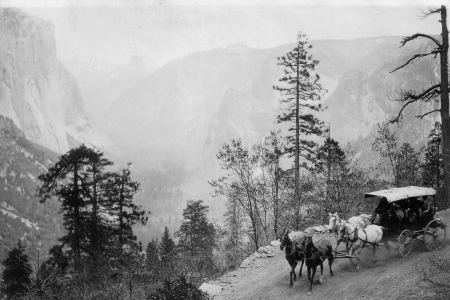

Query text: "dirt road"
[207, 210, 450, 300]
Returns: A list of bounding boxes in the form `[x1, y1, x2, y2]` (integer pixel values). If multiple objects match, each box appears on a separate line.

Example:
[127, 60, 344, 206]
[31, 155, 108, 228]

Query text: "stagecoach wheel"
[397, 229, 413, 257]
[349, 247, 362, 269]
[424, 219, 447, 251]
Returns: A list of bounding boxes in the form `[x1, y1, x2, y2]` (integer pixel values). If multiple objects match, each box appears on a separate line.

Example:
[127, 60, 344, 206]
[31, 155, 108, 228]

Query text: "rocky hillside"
[0, 115, 63, 265]
[0, 8, 110, 154]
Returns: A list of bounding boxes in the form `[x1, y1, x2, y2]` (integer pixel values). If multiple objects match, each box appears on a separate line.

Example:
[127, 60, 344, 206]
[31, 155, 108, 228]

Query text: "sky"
[2, 0, 444, 67]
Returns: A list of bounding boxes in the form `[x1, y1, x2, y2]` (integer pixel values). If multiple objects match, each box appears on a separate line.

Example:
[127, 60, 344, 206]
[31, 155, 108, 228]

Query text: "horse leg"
[319, 263, 324, 284]
[290, 261, 297, 286]
[335, 239, 341, 250]
[308, 266, 316, 295]
[307, 266, 311, 281]
[328, 252, 334, 276]
[293, 261, 298, 281]
[299, 259, 304, 277]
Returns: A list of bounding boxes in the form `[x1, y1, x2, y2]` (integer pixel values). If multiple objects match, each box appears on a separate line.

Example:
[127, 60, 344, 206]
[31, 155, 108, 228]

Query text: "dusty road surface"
[206, 210, 450, 300]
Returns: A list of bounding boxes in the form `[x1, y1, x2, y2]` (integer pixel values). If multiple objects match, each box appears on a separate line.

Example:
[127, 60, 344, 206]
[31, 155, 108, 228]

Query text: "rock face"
[0, 115, 63, 265]
[0, 8, 108, 153]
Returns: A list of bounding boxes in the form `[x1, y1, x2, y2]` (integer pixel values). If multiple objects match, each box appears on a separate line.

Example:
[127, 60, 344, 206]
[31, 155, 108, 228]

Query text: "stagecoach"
[332, 186, 447, 268]
[365, 186, 446, 257]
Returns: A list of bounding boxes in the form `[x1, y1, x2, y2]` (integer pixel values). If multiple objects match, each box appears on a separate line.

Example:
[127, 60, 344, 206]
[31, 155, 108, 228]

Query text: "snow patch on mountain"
[1, 203, 39, 230]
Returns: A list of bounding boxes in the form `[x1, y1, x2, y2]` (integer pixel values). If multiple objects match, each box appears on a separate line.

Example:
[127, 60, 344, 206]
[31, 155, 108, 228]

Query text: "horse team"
[279, 212, 384, 294]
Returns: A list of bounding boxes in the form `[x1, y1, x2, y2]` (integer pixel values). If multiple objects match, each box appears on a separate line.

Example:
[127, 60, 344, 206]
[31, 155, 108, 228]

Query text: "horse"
[337, 222, 389, 270]
[279, 230, 306, 286]
[328, 212, 372, 250]
[302, 235, 334, 295]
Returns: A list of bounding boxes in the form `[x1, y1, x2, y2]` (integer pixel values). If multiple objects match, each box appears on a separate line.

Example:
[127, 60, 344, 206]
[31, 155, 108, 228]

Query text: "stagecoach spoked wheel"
[349, 247, 362, 269]
[424, 219, 447, 251]
[398, 229, 413, 257]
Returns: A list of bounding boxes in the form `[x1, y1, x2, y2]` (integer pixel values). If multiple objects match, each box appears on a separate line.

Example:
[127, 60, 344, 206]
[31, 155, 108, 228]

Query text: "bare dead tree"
[389, 5, 450, 208]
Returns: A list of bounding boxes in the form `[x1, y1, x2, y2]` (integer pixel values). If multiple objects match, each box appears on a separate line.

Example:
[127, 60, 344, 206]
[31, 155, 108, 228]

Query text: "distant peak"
[223, 43, 253, 52]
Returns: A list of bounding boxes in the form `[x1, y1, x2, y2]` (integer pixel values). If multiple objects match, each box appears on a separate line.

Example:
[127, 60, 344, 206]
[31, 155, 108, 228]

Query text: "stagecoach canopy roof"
[365, 186, 436, 203]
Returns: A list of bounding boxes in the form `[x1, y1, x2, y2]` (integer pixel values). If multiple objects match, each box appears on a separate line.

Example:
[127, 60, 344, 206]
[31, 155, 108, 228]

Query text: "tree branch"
[390, 50, 440, 73]
[416, 108, 441, 119]
[388, 84, 440, 123]
[399, 33, 442, 48]
[421, 7, 442, 19]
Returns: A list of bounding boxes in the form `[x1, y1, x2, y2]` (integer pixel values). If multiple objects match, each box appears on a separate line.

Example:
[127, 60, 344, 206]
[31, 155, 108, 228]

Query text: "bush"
[147, 276, 210, 300]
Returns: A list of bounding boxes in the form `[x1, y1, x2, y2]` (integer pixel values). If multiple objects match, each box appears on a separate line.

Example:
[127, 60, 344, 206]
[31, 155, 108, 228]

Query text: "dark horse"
[280, 231, 305, 286]
[303, 235, 334, 294]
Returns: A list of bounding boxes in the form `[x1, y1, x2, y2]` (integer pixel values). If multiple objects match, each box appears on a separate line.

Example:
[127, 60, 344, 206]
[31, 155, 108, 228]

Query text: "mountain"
[0, 115, 63, 265]
[0, 8, 110, 154]
[107, 36, 439, 171]
[64, 55, 149, 128]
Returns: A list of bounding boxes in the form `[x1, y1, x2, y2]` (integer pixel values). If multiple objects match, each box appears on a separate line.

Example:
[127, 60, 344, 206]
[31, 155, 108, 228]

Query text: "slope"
[205, 209, 450, 300]
[0, 115, 63, 266]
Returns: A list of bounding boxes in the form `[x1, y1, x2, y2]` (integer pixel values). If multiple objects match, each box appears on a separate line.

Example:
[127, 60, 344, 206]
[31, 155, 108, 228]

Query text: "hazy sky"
[4, 0, 444, 67]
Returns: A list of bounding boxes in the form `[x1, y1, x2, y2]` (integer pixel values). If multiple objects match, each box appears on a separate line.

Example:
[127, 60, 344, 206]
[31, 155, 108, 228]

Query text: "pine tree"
[146, 239, 160, 272]
[372, 124, 401, 185]
[82, 150, 113, 264]
[315, 137, 348, 213]
[423, 122, 443, 189]
[223, 197, 246, 268]
[274, 32, 326, 229]
[160, 227, 175, 260]
[397, 142, 421, 186]
[177, 201, 216, 278]
[103, 165, 148, 261]
[2, 240, 32, 298]
[38, 144, 100, 271]
[159, 227, 176, 280]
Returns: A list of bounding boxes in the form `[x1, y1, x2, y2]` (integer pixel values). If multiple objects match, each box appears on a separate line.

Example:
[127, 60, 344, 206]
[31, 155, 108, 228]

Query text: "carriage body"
[365, 186, 446, 256]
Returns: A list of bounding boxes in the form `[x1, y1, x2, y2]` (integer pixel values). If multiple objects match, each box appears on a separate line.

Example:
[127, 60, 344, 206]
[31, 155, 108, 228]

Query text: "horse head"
[280, 228, 290, 251]
[337, 221, 353, 243]
[328, 212, 341, 231]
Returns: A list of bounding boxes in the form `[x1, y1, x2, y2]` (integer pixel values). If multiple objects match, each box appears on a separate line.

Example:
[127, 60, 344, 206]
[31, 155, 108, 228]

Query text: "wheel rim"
[424, 225, 446, 251]
[398, 230, 413, 257]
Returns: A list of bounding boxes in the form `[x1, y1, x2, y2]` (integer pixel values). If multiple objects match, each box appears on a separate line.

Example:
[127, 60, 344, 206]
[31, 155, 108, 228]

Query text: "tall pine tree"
[274, 32, 326, 229]
[38, 145, 99, 271]
[82, 150, 113, 265]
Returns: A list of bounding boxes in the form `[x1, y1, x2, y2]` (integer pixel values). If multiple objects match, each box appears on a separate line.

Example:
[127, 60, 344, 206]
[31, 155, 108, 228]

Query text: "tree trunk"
[294, 45, 301, 229]
[440, 5, 450, 209]
[92, 163, 99, 264]
[73, 162, 81, 272]
[274, 166, 279, 239]
[119, 175, 124, 262]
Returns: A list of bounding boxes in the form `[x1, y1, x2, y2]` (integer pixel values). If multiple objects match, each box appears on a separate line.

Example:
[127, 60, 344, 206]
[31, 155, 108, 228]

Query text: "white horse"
[338, 222, 389, 270]
[328, 212, 372, 233]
